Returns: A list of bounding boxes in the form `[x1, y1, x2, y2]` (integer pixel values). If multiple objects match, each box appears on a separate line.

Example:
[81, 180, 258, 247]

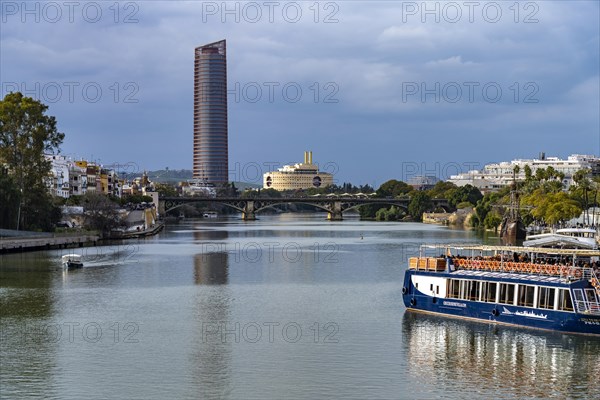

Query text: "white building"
[45, 155, 123, 198]
[263, 151, 334, 191]
[45, 154, 71, 198]
[448, 153, 599, 193]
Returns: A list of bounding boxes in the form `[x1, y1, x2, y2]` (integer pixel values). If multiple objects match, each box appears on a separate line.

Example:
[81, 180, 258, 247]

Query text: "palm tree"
[572, 169, 592, 225]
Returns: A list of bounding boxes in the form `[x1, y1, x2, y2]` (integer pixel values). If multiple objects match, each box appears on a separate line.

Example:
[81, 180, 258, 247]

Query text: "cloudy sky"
[1, 1, 599, 186]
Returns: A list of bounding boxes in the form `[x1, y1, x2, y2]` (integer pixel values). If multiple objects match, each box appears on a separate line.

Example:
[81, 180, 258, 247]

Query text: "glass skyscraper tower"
[193, 40, 228, 185]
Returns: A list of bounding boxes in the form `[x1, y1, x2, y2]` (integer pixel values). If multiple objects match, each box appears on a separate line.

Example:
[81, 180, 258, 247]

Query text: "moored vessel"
[524, 228, 598, 250]
[402, 244, 600, 335]
[61, 254, 83, 269]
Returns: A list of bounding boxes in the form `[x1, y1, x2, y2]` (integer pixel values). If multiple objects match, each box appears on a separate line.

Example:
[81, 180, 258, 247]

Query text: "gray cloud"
[1, 1, 598, 185]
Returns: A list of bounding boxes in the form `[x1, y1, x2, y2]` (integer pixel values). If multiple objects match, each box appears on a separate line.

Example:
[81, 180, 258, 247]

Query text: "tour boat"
[523, 228, 598, 250]
[402, 244, 600, 335]
[61, 254, 83, 269]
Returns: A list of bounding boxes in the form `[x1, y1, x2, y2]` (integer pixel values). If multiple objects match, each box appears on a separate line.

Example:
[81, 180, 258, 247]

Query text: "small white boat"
[62, 254, 83, 269]
[203, 211, 218, 218]
[523, 228, 598, 250]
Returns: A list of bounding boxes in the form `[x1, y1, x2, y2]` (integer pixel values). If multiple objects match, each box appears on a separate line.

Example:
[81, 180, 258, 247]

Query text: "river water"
[1, 215, 598, 399]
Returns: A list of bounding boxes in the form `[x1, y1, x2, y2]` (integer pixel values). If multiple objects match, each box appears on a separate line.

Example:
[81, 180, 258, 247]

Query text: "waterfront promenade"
[0, 233, 100, 254]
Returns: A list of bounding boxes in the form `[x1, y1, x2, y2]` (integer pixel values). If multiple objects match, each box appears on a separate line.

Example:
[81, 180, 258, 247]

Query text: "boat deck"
[449, 269, 564, 284]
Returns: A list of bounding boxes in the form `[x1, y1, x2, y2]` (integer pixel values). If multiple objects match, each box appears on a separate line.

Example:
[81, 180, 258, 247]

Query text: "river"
[1, 214, 598, 399]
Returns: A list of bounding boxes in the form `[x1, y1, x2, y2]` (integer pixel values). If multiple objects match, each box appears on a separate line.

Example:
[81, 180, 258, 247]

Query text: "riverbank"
[0, 233, 100, 254]
[0, 221, 165, 254]
[108, 221, 165, 239]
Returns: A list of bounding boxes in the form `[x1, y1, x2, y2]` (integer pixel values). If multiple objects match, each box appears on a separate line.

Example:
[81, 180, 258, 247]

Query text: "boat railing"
[589, 269, 600, 299]
[448, 257, 591, 280]
[574, 300, 600, 315]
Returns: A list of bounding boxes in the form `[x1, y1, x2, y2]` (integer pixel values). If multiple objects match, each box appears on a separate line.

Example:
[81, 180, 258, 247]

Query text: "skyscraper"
[193, 40, 228, 185]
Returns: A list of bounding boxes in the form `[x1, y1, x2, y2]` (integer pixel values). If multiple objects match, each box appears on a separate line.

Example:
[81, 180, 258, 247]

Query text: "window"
[482, 282, 497, 303]
[467, 281, 479, 301]
[447, 279, 460, 299]
[499, 283, 515, 305]
[517, 285, 535, 307]
[557, 289, 573, 311]
[537, 287, 555, 310]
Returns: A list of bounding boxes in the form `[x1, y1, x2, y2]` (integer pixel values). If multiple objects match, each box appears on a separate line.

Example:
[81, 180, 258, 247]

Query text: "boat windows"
[537, 287, 555, 310]
[481, 282, 497, 303]
[557, 289, 574, 311]
[517, 285, 536, 307]
[467, 281, 479, 301]
[585, 289, 599, 303]
[498, 283, 515, 305]
[447, 279, 461, 299]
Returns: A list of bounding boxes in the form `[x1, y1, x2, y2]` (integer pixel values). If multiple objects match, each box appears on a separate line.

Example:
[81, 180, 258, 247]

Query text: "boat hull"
[402, 273, 600, 336]
[63, 261, 83, 269]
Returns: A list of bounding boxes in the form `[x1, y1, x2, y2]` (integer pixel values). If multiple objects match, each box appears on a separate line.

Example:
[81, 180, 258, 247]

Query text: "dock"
[0, 234, 100, 254]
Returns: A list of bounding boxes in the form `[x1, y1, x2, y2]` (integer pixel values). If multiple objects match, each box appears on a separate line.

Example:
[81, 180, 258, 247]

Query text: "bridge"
[159, 196, 451, 221]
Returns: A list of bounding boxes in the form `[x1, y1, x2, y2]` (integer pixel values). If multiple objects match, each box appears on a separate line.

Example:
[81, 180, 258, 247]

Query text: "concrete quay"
[0, 234, 100, 254]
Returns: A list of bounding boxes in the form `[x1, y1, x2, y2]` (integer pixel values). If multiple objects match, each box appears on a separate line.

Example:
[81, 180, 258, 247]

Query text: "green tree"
[428, 181, 457, 199]
[447, 184, 483, 208]
[0, 166, 21, 228]
[484, 210, 502, 231]
[524, 165, 533, 181]
[375, 205, 404, 221]
[571, 169, 593, 224]
[0, 92, 64, 230]
[376, 179, 413, 198]
[525, 191, 582, 225]
[472, 189, 507, 228]
[154, 182, 178, 197]
[408, 191, 432, 221]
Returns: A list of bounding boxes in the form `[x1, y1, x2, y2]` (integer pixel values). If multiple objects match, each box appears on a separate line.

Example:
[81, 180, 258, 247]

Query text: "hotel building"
[448, 153, 600, 193]
[263, 151, 334, 191]
[193, 40, 228, 185]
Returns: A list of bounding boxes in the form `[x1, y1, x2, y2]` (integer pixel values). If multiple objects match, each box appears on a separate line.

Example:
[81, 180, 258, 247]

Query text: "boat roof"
[421, 243, 600, 257]
[523, 236, 597, 250]
[62, 254, 82, 260]
[556, 228, 596, 234]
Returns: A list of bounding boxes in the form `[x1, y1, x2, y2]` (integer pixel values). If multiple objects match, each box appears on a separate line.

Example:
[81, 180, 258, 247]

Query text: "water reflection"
[190, 287, 233, 397]
[194, 253, 229, 285]
[401, 312, 600, 398]
[193, 227, 229, 285]
[193, 228, 229, 241]
[0, 253, 59, 398]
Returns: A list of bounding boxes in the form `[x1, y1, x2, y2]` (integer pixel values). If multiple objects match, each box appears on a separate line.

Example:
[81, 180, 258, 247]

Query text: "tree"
[154, 182, 178, 197]
[0, 92, 65, 230]
[377, 179, 413, 198]
[484, 210, 502, 232]
[408, 191, 433, 221]
[524, 165, 533, 181]
[0, 166, 20, 229]
[472, 189, 507, 228]
[571, 169, 592, 225]
[375, 205, 404, 221]
[447, 184, 483, 208]
[428, 181, 457, 199]
[82, 193, 125, 237]
[524, 191, 582, 226]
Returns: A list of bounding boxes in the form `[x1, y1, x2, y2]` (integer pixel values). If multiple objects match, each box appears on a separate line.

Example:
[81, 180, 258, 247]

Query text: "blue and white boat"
[402, 244, 600, 336]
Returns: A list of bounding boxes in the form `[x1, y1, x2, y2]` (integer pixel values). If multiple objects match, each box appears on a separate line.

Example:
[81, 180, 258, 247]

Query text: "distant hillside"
[123, 169, 192, 183]
[124, 169, 261, 189]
